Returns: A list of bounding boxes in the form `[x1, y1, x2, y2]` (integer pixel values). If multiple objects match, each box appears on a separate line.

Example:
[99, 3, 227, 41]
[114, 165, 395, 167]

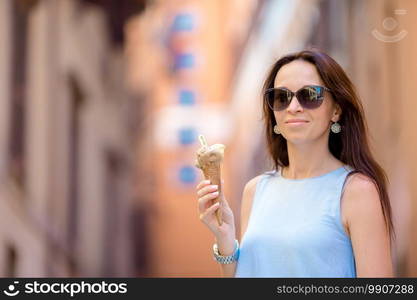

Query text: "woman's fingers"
[197, 184, 218, 198]
[196, 180, 211, 191]
[199, 201, 220, 223]
[196, 179, 232, 231]
[198, 190, 219, 212]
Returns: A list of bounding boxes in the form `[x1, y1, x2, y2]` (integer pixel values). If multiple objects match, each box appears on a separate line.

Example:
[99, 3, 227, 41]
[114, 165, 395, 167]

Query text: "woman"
[196, 50, 394, 277]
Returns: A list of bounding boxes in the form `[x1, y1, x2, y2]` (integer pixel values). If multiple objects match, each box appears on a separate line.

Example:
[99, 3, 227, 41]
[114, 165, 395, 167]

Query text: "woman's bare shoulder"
[343, 172, 379, 202]
[244, 174, 264, 192]
[342, 173, 382, 232]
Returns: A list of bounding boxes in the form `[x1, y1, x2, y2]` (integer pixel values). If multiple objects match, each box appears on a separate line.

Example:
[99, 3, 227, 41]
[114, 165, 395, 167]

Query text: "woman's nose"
[286, 95, 303, 113]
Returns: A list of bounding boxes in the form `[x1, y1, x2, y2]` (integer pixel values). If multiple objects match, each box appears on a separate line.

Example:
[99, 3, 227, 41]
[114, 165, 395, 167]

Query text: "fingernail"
[213, 191, 219, 195]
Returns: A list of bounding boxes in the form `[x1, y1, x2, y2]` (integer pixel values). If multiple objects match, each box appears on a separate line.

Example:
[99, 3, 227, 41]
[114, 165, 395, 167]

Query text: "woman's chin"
[283, 135, 312, 145]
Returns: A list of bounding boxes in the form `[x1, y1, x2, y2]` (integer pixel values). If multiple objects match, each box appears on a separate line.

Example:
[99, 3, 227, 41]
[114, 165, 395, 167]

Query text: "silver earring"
[331, 122, 341, 133]
[273, 125, 280, 135]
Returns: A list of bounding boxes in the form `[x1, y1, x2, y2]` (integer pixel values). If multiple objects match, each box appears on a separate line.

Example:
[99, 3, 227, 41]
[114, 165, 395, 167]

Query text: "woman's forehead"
[274, 60, 323, 89]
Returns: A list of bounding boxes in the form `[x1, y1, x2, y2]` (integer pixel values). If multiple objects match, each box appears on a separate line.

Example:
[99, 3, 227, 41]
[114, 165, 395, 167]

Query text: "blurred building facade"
[0, 0, 416, 278]
[126, 0, 264, 276]
[128, 0, 417, 277]
[0, 0, 148, 277]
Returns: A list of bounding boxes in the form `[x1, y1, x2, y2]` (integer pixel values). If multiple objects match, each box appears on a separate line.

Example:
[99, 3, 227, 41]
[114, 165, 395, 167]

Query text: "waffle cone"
[202, 162, 223, 226]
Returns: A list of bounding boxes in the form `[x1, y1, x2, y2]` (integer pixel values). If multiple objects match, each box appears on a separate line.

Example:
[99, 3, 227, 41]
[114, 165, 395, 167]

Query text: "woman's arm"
[341, 174, 394, 277]
[240, 175, 262, 240]
[215, 175, 262, 277]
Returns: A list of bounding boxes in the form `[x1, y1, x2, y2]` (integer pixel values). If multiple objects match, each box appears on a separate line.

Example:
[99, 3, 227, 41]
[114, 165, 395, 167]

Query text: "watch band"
[212, 239, 240, 264]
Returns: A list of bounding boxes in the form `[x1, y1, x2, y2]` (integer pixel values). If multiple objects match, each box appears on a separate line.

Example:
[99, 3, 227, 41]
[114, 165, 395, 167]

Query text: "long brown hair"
[262, 49, 394, 240]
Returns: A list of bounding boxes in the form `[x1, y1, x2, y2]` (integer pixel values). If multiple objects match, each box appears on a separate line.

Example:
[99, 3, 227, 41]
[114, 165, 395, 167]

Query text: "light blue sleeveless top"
[235, 165, 356, 278]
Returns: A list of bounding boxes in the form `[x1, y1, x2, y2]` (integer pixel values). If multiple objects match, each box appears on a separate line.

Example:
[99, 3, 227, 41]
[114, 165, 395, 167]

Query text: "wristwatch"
[212, 239, 240, 264]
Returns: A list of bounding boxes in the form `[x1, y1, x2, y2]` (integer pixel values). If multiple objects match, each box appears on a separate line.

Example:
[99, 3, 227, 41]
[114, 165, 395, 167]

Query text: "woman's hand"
[196, 180, 236, 241]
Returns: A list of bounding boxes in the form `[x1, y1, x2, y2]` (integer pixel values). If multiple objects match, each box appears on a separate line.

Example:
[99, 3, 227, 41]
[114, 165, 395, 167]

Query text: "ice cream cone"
[201, 162, 223, 225]
[195, 135, 225, 226]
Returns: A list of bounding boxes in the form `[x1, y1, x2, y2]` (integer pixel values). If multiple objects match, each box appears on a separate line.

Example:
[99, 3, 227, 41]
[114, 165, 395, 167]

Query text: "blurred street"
[0, 0, 416, 277]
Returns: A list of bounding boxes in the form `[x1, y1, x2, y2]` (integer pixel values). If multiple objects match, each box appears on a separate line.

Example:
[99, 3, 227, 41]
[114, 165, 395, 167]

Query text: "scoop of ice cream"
[195, 144, 225, 170]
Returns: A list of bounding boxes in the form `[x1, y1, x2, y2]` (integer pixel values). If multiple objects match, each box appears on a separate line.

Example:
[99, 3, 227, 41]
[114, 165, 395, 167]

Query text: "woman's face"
[273, 59, 340, 145]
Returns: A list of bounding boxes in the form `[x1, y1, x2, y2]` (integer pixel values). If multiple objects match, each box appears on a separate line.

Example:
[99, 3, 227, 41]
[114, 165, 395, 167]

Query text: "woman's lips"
[285, 119, 309, 125]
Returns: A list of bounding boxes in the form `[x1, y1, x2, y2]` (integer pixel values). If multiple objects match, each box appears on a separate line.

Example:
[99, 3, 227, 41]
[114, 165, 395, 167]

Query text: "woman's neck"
[282, 140, 343, 179]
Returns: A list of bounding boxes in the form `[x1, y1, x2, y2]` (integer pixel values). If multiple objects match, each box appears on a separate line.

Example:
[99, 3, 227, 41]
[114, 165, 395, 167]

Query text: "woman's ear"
[331, 104, 342, 122]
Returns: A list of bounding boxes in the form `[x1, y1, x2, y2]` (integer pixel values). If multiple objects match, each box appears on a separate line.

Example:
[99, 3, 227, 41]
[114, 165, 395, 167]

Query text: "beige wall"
[0, 0, 139, 277]
[4, 0, 414, 278]
[0, 0, 48, 277]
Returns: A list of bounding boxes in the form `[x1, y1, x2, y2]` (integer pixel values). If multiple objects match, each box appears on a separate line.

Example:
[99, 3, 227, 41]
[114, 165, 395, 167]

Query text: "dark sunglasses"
[265, 85, 331, 111]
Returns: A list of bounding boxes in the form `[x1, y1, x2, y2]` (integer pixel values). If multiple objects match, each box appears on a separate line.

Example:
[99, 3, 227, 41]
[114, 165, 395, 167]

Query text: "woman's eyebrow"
[274, 84, 321, 90]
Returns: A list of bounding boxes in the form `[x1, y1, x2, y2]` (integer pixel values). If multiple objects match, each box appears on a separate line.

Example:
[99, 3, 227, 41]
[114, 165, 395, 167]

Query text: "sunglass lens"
[297, 86, 323, 109]
[267, 89, 289, 111]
